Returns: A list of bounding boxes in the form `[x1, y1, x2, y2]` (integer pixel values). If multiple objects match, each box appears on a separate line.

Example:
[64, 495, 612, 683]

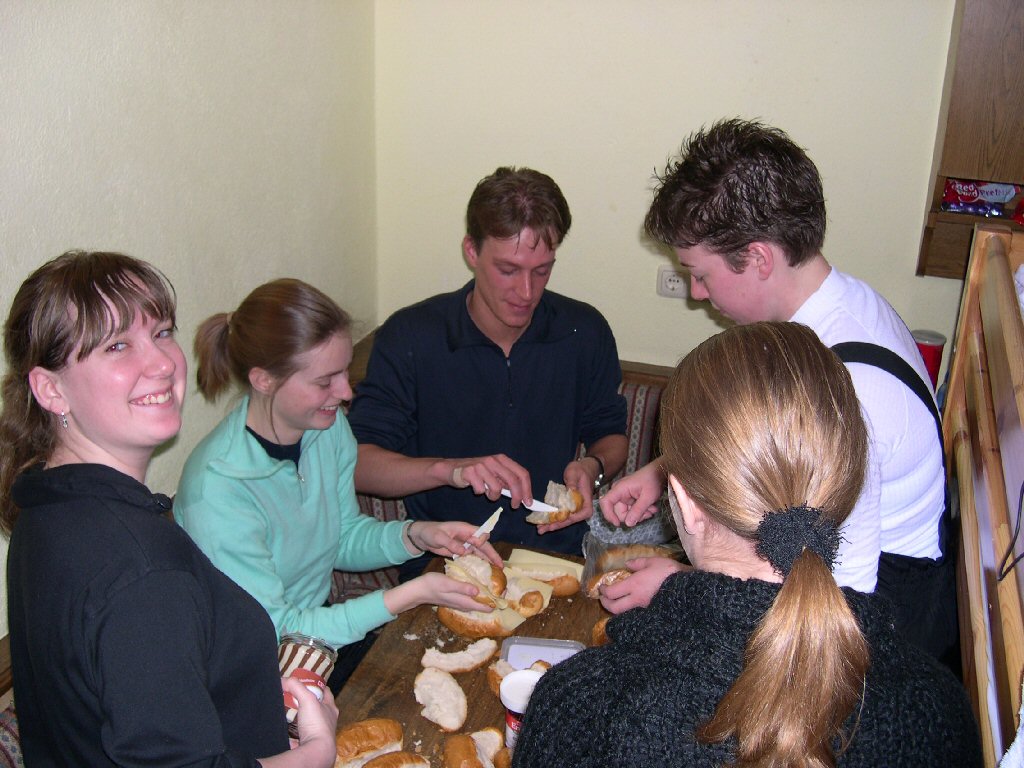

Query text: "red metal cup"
[911, 329, 946, 389]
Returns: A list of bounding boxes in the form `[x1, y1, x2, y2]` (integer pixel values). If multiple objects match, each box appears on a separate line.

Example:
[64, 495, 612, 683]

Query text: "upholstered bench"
[330, 360, 672, 604]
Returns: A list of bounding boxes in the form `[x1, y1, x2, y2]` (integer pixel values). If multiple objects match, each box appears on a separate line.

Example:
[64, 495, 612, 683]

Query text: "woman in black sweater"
[1, 251, 338, 767]
[513, 322, 981, 768]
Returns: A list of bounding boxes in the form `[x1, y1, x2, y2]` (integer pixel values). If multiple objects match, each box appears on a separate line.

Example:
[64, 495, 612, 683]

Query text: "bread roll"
[493, 747, 512, 768]
[501, 576, 545, 618]
[505, 550, 583, 597]
[595, 544, 676, 573]
[443, 728, 505, 768]
[591, 615, 611, 646]
[444, 733, 484, 768]
[421, 637, 498, 673]
[470, 727, 504, 763]
[414, 667, 467, 732]
[436, 605, 526, 639]
[334, 717, 403, 768]
[362, 752, 429, 768]
[524, 480, 582, 525]
[486, 659, 516, 697]
[445, 555, 508, 609]
[584, 568, 631, 598]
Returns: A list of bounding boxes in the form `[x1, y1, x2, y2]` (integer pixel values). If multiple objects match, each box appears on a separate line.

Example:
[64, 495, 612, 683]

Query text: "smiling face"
[263, 332, 354, 445]
[464, 227, 556, 351]
[675, 244, 770, 325]
[43, 311, 186, 478]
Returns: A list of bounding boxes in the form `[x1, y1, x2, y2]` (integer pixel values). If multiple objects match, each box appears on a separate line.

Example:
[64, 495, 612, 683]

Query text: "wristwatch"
[589, 455, 606, 490]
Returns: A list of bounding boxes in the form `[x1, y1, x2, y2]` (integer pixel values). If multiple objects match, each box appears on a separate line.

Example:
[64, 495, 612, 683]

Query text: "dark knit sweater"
[512, 570, 982, 768]
[7, 464, 289, 767]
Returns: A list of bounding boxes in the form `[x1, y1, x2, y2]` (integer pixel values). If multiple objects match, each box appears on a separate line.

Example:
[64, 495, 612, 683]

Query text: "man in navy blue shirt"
[348, 167, 627, 565]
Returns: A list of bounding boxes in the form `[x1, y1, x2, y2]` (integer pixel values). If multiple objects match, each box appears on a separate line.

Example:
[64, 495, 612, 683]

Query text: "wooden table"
[335, 544, 607, 763]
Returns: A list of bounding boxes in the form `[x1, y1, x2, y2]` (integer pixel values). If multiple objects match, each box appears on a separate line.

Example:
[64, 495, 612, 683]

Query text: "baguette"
[524, 480, 582, 525]
[414, 667, 467, 732]
[334, 717, 403, 768]
[421, 638, 498, 673]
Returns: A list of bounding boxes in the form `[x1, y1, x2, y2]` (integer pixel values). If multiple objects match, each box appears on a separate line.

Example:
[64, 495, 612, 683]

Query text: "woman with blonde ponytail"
[513, 322, 980, 768]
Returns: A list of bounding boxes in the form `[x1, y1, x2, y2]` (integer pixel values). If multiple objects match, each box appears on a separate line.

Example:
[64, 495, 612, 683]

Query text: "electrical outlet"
[657, 265, 688, 298]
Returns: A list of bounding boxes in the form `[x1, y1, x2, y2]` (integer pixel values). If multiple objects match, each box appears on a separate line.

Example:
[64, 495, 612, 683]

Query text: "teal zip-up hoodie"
[175, 397, 413, 648]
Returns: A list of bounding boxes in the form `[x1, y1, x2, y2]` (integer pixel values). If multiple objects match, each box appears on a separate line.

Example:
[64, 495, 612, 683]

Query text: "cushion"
[0, 703, 23, 768]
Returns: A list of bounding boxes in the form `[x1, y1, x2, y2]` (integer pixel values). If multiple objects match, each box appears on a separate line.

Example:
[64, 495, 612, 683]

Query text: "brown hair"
[0, 251, 177, 533]
[193, 278, 351, 402]
[645, 118, 826, 271]
[660, 322, 869, 768]
[465, 166, 572, 253]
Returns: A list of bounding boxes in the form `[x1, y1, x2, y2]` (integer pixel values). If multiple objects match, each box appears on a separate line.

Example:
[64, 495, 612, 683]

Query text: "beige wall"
[1, 1, 962, 638]
[0, 0, 377, 635]
[375, 0, 961, 370]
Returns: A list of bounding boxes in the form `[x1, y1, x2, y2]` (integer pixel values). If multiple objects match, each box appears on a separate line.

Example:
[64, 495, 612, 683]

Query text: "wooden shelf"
[917, 0, 1024, 280]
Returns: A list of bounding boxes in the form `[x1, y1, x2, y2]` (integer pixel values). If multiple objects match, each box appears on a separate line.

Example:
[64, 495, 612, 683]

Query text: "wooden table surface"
[335, 544, 607, 764]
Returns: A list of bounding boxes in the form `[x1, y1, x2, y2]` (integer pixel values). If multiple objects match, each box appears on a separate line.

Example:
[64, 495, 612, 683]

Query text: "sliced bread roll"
[421, 637, 498, 673]
[584, 568, 632, 598]
[470, 727, 504, 763]
[505, 550, 583, 596]
[524, 480, 583, 525]
[501, 575, 546, 618]
[362, 753, 430, 768]
[436, 605, 526, 639]
[591, 615, 611, 647]
[595, 543, 676, 573]
[486, 659, 516, 697]
[445, 555, 508, 609]
[334, 717, 403, 768]
[414, 667, 468, 732]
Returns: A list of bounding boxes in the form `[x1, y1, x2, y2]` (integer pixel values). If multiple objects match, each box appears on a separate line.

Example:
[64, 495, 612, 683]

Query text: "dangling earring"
[59, 411, 69, 430]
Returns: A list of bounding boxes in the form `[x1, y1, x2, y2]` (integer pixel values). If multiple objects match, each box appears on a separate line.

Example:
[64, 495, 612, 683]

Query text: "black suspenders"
[831, 341, 950, 556]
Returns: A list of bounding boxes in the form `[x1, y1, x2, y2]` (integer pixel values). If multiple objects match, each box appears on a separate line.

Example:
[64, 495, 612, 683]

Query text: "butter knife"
[500, 488, 558, 512]
[460, 506, 503, 553]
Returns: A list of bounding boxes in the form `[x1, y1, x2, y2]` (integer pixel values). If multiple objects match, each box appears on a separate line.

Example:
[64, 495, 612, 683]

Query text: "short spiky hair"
[645, 119, 826, 271]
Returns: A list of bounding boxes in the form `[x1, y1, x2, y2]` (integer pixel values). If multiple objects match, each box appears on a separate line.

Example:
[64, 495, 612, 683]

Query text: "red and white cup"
[911, 329, 946, 389]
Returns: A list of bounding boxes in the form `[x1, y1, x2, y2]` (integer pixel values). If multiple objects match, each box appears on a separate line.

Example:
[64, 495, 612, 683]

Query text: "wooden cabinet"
[917, 0, 1024, 279]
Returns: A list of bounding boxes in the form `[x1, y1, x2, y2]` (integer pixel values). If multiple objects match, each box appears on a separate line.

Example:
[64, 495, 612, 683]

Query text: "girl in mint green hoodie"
[175, 279, 501, 690]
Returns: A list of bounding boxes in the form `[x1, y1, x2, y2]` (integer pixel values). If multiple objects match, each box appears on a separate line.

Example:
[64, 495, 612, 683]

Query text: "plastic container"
[499, 668, 544, 752]
[500, 636, 584, 669]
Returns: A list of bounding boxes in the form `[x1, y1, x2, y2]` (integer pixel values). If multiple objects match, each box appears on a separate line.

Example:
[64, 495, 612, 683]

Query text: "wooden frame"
[944, 224, 1024, 764]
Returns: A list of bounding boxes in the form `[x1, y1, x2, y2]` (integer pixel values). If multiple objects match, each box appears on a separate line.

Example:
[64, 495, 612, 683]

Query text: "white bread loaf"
[362, 753, 430, 768]
[334, 717, 403, 768]
[420, 637, 498, 673]
[444, 555, 508, 609]
[524, 480, 582, 525]
[414, 667, 467, 732]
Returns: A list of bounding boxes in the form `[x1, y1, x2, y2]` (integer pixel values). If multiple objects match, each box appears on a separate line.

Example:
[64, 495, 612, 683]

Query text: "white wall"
[374, 0, 961, 371]
[0, 0, 377, 635]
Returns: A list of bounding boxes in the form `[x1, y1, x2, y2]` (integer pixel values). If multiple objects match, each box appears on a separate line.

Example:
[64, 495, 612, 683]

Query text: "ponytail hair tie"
[755, 504, 840, 577]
